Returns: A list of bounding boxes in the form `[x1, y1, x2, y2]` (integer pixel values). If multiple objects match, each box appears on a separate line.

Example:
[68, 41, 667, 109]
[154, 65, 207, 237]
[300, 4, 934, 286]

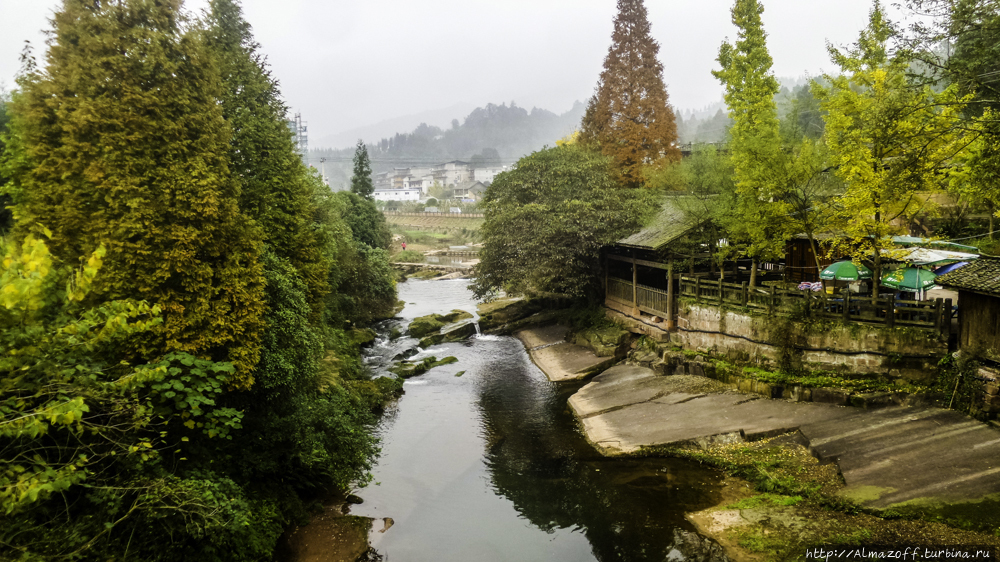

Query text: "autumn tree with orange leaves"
[580, 0, 681, 187]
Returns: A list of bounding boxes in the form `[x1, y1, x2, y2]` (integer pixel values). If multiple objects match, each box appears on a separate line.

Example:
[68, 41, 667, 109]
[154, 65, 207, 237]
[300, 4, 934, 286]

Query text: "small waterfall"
[474, 322, 481, 336]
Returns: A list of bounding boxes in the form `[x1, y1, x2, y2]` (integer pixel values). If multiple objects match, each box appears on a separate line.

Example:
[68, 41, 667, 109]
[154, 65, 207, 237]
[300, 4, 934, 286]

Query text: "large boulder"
[407, 309, 474, 338]
[408, 315, 446, 338]
[419, 320, 478, 348]
[572, 324, 631, 357]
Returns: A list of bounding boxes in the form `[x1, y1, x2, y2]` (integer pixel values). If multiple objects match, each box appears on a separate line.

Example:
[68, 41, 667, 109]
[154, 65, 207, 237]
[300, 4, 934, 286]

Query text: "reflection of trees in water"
[474, 348, 729, 562]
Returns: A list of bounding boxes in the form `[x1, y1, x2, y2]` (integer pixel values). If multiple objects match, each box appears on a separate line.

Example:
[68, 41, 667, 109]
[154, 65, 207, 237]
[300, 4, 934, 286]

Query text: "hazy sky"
[1, 0, 911, 146]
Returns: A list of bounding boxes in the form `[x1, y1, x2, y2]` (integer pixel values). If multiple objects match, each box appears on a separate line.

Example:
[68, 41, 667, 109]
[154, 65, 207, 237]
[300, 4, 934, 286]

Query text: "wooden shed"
[603, 198, 715, 330]
[936, 257, 1000, 361]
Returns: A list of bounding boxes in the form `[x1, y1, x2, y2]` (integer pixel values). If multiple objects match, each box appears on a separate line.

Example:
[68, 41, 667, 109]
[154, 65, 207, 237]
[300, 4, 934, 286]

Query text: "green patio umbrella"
[819, 261, 873, 281]
[881, 267, 937, 291]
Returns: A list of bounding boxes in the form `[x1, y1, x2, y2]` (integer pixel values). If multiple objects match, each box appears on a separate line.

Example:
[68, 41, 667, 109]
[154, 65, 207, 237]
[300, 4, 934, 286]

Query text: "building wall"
[960, 291, 1000, 359]
[373, 189, 421, 202]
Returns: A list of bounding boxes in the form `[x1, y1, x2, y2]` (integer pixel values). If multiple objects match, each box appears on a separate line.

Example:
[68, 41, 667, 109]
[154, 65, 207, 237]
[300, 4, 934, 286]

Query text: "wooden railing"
[677, 276, 952, 335]
[606, 277, 670, 317]
[607, 277, 633, 305]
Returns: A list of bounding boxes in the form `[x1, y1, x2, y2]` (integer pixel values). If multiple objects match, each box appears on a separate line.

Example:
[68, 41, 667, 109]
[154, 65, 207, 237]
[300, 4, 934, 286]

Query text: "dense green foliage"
[815, 3, 967, 288]
[0, 93, 10, 233]
[713, 0, 791, 283]
[472, 146, 656, 301]
[906, 0, 1000, 236]
[0, 1, 399, 560]
[336, 191, 392, 251]
[206, 0, 329, 316]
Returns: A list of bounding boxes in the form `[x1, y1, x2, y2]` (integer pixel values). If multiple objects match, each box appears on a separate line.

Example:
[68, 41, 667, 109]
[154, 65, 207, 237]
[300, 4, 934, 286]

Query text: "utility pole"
[319, 157, 328, 186]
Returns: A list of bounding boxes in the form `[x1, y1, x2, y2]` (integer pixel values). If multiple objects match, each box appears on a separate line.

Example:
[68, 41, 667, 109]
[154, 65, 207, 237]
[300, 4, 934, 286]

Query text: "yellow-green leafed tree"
[2, 0, 265, 385]
[713, 0, 793, 286]
[814, 1, 969, 298]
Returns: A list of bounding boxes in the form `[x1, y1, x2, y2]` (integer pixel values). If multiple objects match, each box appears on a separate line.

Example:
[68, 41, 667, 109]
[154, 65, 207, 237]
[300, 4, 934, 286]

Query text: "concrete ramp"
[569, 365, 1000, 515]
[799, 407, 1000, 509]
[515, 325, 615, 382]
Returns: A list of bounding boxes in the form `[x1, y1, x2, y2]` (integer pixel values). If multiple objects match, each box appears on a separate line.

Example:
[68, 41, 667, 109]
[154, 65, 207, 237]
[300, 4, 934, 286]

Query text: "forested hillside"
[0, 1, 399, 559]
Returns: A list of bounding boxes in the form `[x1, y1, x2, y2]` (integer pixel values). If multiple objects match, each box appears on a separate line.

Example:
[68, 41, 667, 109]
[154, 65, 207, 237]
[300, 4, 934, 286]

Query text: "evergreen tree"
[206, 0, 329, 315]
[579, 0, 680, 187]
[713, 0, 792, 286]
[2, 0, 265, 386]
[351, 140, 374, 198]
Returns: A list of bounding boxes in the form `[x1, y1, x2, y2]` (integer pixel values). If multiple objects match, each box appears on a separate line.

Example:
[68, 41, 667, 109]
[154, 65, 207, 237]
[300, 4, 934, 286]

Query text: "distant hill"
[311, 101, 586, 191]
[312, 102, 477, 150]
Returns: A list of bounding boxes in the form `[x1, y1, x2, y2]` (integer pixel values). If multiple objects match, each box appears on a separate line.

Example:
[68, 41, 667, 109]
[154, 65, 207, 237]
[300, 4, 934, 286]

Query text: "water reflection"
[474, 341, 730, 562]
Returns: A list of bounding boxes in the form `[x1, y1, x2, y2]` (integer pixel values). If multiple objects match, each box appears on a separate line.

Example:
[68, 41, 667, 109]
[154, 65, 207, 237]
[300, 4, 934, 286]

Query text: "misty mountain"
[311, 101, 586, 190]
[312, 102, 477, 150]
[674, 75, 821, 144]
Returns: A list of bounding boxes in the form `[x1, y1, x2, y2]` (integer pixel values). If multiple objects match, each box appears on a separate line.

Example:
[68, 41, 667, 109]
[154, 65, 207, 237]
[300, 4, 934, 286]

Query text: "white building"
[373, 188, 421, 202]
[472, 166, 506, 185]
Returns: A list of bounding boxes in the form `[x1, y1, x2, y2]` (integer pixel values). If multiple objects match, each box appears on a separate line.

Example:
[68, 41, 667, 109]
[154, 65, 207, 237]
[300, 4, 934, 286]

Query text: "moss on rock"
[389, 355, 459, 378]
[408, 315, 446, 338]
[572, 324, 631, 357]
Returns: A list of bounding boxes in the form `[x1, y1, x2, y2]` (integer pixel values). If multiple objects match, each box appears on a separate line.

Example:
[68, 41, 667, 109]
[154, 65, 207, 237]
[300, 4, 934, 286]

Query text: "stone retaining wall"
[627, 348, 939, 410]
[672, 303, 948, 383]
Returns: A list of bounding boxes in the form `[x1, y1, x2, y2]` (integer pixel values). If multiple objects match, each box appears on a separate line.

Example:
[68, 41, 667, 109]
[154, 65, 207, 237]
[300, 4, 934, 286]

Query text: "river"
[352, 279, 731, 562]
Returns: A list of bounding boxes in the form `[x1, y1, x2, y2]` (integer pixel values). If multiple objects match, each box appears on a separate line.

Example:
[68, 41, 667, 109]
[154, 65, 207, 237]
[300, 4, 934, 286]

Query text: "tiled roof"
[936, 257, 1000, 295]
[616, 197, 705, 251]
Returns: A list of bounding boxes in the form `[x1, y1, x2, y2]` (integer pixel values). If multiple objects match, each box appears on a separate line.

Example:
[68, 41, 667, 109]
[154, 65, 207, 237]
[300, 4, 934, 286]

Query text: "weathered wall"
[669, 302, 948, 382]
[960, 291, 1000, 360]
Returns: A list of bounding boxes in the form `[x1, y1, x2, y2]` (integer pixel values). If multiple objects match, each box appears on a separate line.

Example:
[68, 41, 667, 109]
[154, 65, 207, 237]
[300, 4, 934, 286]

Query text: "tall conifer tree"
[580, 0, 680, 187]
[713, 0, 791, 286]
[3, 0, 265, 385]
[206, 0, 329, 315]
[351, 140, 374, 199]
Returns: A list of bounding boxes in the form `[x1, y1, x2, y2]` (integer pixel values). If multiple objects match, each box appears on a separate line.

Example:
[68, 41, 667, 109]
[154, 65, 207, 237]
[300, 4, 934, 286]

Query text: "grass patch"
[725, 493, 802, 510]
[392, 249, 426, 263]
[658, 437, 845, 503]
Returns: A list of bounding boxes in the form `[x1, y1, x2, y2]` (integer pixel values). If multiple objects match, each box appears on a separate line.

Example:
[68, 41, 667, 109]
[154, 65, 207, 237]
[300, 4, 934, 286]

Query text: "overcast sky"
[1, 0, 911, 147]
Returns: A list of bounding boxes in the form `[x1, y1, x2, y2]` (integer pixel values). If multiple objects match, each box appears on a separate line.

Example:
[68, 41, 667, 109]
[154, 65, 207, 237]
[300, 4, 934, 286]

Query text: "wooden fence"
[677, 276, 952, 335]
[607, 277, 671, 318]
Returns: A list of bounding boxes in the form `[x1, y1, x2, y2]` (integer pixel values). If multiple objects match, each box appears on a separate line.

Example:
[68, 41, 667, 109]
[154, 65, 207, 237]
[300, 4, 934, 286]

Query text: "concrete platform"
[570, 365, 1000, 513]
[515, 325, 615, 382]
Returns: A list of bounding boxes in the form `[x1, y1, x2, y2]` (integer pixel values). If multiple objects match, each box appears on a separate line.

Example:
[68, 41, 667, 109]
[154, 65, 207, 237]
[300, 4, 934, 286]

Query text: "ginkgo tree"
[814, 1, 970, 299]
[713, 0, 805, 287]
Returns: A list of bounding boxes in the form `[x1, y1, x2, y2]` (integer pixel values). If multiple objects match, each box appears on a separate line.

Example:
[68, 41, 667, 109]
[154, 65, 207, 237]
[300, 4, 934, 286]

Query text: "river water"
[352, 279, 730, 562]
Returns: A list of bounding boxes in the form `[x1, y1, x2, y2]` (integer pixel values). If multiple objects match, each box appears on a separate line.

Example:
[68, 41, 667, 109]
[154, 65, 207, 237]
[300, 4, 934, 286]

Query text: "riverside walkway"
[565, 365, 1000, 512]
